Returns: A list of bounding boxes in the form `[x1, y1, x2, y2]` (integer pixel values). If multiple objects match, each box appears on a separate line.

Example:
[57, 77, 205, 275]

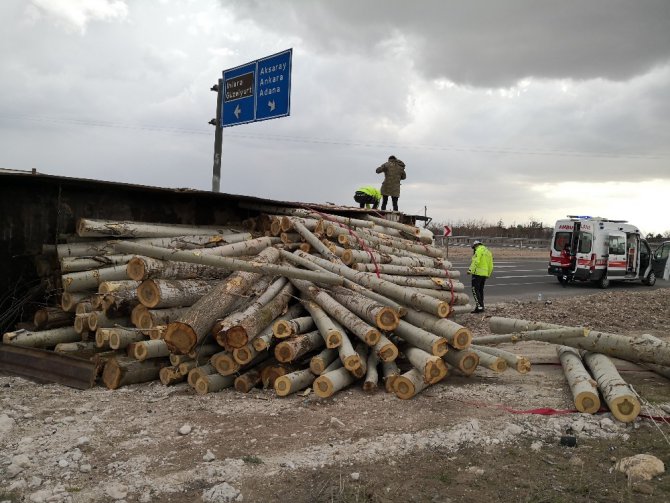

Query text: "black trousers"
[471, 275, 487, 309]
[354, 192, 378, 209]
[381, 195, 399, 211]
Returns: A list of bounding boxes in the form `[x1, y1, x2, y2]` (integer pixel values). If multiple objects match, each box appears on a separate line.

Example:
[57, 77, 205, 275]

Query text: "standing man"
[467, 240, 494, 313]
[375, 155, 406, 211]
[353, 185, 382, 209]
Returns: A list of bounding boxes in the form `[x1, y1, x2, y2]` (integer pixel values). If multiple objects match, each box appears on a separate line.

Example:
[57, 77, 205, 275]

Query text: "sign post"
[211, 49, 293, 191]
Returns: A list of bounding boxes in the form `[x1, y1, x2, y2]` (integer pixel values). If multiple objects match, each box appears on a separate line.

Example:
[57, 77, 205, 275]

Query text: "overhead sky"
[1, 0, 669, 235]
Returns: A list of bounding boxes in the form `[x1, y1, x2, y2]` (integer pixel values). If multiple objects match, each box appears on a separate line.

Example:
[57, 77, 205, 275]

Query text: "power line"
[0, 112, 667, 160]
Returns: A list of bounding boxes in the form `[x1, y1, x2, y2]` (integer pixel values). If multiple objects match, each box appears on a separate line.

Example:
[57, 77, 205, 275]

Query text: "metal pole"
[211, 78, 223, 192]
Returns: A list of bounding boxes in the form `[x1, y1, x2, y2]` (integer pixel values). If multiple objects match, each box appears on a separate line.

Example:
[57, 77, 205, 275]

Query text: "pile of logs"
[2, 208, 480, 399]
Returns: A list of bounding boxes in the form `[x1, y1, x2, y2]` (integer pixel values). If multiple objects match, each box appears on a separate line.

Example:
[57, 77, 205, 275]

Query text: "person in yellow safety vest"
[353, 186, 381, 209]
[467, 240, 494, 313]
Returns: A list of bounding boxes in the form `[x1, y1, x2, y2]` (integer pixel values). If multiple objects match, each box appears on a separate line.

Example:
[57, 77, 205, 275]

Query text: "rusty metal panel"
[0, 344, 98, 389]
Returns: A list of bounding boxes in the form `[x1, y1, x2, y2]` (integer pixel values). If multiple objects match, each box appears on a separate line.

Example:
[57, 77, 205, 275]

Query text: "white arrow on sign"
[268, 100, 276, 112]
[234, 104, 241, 119]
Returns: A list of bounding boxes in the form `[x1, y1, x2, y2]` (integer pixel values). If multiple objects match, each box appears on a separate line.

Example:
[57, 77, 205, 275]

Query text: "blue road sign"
[221, 49, 292, 127]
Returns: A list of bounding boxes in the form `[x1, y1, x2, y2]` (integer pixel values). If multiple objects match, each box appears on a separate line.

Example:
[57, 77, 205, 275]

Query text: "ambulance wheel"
[643, 271, 656, 286]
[597, 277, 610, 289]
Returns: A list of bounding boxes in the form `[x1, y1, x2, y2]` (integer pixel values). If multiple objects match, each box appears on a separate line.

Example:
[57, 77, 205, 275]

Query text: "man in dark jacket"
[375, 155, 406, 211]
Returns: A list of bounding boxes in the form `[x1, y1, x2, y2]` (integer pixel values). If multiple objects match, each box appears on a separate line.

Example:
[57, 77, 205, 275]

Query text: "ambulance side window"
[578, 232, 592, 254]
[609, 236, 625, 255]
[553, 232, 571, 252]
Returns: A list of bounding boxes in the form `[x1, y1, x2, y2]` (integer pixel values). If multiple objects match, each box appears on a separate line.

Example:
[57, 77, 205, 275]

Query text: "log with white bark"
[286, 251, 450, 318]
[309, 348, 339, 375]
[195, 373, 236, 395]
[394, 368, 432, 399]
[291, 279, 381, 346]
[75, 302, 94, 316]
[280, 232, 302, 244]
[131, 304, 148, 327]
[232, 344, 260, 365]
[144, 325, 167, 340]
[102, 356, 168, 389]
[337, 330, 361, 371]
[53, 341, 101, 357]
[351, 343, 369, 379]
[33, 307, 74, 330]
[582, 351, 641, 422]
[402, 309, 472, 349]
[382, 361, 401, 392]
[165, 247, 280, 354]
[159, 366, 186, 386]
[76, 218, 233, 238]
[472, 328, 587, 346]
[279, 216, 324, 233]
[61, 292, 90, 312]
[108, 328, 146, 350]
[363, 350, 379, 392]
[113, 241, 344, 286]
[192, 236, 281, 258]
[250, 303, 305, 352]
[98, 279, 140, 295]
[340, 247, 447, 269]
[273, 316, 316, 339]
[138, 307, 190, 330]
[62, 265, 129, 292]
[102, 290, 139, 317]
[137, 278, 216, 309]
[234, 368, 262, 393]
[365, 215, 429, 241]
[87, 312, 130, 332]
[351, 262, 461, 278]
[393, 320, 448, 357]
[74, 314, 91, 335]
[442, 349, 479, 376]
[301, 300, 343, 348]
[556, 346, 601, 414]
[473, 345, 531, 374]
[404, 346, 448, 384]
[187, 363, 216, 389]
[274, 368, 317, 397]
[2, 327, 80, 348]
[409, 289, 470, 305]
[313, 366, 356, 398]
[327, 286, 399, 332]
[131, 340, 170, 362]
[275, 330, 324, 363]
[126, 256, 233, 281]
[214, 278, 293, 349]
[60, 255, 136, 273]
[640, 363, 670, 379]
[290, 219, 341, 263]
[470, 347, 507, 372]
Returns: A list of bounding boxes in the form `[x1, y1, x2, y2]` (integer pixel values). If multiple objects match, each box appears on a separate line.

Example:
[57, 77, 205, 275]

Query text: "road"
[448, 258, 669, 304]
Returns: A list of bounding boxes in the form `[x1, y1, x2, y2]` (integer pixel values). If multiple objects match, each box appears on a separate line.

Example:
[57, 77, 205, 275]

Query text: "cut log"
[214, 279, 294, 349]
[62, 265, 128, 293]
[87, 312, 130, 332]
[394, 320, 448, 357]
[473, 327, 588, 345]
[60, 255, 136, 273]
[394, 368, 431, 399]
[61, 292, 90, 312]
[402, 309, 472, 349]
[556, 346, 601, 414]
[471, 348, 507, 372]
[251, 304, 304, 352]
[373, 334, 398, 362]
[131, 304, 148, 328]
[404, 346, 448, 384]
[102, 290, 139, 317]
[101, 356, 167, 389]
[336, 330, 360, 371]
[131, 340, 170, 361]
[232, 344, 259, 365]
[76, 218, 232, 238]
[351, 343, 369, 379]
[290, 219, 341, 262]
[2, 327, 80, 349]
[159, 366, 186, 386]
[274, 368, 317, 397]
[275, 330, 324, 363]
[327, 286, 399, 332]
[98, 280, 142, 294]
[473, 345, 531, 374]
[138, 307, 190, 330]
[137, 278, 216, 309]
[309, 348, 339, 375]
[363, 351, 379, 392]
[144, 325, 167, 340]
[382, 361, 401, 392]
[165, 247, 281, 355]
[302, 300, 343, 348]
[196, 236, 281, 257]
[234, 368, 262, 393]
[126, 256, 233, 281]
[443, 349, 479, 376]
[187, 364, 216, 388]
[74, 314, 91, 335]
[108, 328, 146, 350]
[33, 307, 74, 330]
[53, 341, 99, 354]
[351, 263, 458, 277]
[582, 351, 641, 422]
[313, 367, 356, 398]
[194, 373, 236, 395]
[273, 316, 316, 339]
[75, 301, 94, 316]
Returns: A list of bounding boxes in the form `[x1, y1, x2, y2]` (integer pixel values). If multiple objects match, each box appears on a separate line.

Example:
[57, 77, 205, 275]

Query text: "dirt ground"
[1, 254, 669, 503]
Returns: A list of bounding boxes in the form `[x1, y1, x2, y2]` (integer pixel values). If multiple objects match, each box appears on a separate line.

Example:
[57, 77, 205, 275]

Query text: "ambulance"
[547, 216, 657, 288]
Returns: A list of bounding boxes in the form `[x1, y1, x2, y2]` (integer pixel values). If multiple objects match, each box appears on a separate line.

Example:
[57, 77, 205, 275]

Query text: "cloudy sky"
[1, 0, 669, 235]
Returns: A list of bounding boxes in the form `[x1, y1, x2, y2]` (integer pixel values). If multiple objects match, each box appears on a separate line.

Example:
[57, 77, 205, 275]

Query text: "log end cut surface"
[137, 280, 161, 309]
[451, 328, 473, 350]
[313, 376, 333, 398]
[393, 376, 416, 399]
[165, 322, 197, 355]
[575, 391, 601, 414]
[610, 396, 641, 423]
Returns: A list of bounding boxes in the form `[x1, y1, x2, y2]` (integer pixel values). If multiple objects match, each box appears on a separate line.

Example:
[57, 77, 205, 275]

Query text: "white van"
[547, 216, 657, 288]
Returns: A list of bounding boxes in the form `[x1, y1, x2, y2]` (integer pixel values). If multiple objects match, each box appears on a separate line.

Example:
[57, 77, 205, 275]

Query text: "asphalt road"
[449, 258, 670, 304]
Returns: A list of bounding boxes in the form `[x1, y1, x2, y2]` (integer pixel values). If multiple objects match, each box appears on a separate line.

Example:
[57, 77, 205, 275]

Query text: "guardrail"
[433, 235, 550, 249]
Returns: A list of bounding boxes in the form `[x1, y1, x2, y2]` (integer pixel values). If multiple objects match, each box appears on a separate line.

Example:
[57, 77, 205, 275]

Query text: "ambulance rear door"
[606, 231, 627, 278]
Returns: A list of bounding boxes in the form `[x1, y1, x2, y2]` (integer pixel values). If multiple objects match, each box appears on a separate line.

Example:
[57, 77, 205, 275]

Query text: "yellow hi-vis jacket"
[468, 245, 494, 277]
[357, 186, 381, 202]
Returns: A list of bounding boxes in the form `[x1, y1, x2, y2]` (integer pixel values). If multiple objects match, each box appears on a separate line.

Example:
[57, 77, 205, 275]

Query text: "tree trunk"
[102, 356, 167, 389]
[194, 373, 236, 395]
[309, 348, 339, 375]
[351, 263, 459, 278]
[273, 316, 315, 339]
[290, 219, 342, 263]
[301, 300, 343, 348]
[138, 307, 190, 330]
[337, 331, 360, 371]
[556, 346, 601, 414]
[197, 236, 281, 257]
[404, 346, 448, 384]
[582, 351, 641, 422]
[350, 343, 369, 379]
[250, 304, 305, 352]
[62, 265, 129, 293]
[61, 255, 136, 273]
[61, 292, 90, 312]
[33, 307, 74, 330]
[187, 364, 216, 389]
[108, 328, 146, 350]
[126, 256, 233, 281]
[53, 341, 100, 357]
[274, 330, 324, 363]
[137, 278, 216, 309]
[382, 361, 401, 392]
[131, 340, 170, 361]
[473, 345, 531, 374]
[443, 349, 479, 376]
[233, 344, 259, 365]
[327, 286, 399, 331]
[76, 218, 233, 238]
[313, 367, 356, 398]
[393, 320, 448, 357]
[363, 351, 379, 392]
[394, 368, 431, 399]
[274, 368, 317, 397]
[2, 327, 81, 349]
[159, 366, 186, 386]
[402, 309, 472, 349]
[473, 328, 587, 345]
[234, 368, 262, 393]
[373, 334, 398, 362]
[87, 312, 130, 332]
[471, 348, 507, 372]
